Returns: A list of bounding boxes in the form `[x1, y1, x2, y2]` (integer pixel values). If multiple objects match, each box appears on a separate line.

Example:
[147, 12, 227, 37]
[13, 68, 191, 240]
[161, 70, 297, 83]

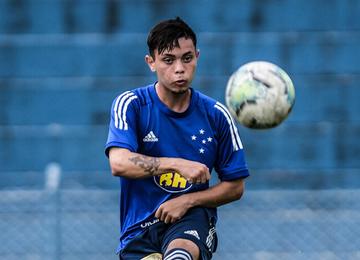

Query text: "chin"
[172, 87, 189, 95]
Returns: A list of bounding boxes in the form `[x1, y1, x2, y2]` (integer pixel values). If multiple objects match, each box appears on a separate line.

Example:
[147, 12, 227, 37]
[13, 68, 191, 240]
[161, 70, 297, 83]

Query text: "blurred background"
[0, 0, 360, 259]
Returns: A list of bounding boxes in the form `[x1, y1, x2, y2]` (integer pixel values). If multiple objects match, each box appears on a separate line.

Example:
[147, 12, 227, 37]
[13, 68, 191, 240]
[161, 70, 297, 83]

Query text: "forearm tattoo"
[128, 155, 160, 176]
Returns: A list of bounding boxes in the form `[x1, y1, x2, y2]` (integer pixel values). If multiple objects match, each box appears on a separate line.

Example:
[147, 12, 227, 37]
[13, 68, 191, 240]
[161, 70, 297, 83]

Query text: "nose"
[174, 60, 185, 74]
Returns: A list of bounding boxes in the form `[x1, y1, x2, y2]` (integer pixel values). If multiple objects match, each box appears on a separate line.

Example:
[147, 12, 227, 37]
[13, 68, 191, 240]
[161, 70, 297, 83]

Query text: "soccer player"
[105, 17, 249, 260]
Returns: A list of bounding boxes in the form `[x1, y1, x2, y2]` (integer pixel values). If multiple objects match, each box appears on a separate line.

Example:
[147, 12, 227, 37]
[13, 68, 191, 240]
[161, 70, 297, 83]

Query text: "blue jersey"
[105, 83, 249, 252]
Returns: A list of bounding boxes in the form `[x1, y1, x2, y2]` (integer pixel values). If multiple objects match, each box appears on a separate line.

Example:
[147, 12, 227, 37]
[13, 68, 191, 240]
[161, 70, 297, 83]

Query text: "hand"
[155, 195, 191, 224]
[175, 159, 210, 184]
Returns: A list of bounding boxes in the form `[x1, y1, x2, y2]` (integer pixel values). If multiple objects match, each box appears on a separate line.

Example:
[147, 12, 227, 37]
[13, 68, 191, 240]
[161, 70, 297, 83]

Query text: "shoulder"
[195, 90, 231, 121]
[112, 84, 154, 110]
[195, 90, 217, 111]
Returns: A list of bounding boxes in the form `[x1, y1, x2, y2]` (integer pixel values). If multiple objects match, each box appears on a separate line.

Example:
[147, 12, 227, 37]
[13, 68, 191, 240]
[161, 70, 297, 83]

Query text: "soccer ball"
[225, 61, 295, 129]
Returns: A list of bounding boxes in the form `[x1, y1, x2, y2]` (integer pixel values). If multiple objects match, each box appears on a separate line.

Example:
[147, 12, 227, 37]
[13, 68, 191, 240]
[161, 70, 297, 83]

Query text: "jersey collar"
[149, 82, 198, 118]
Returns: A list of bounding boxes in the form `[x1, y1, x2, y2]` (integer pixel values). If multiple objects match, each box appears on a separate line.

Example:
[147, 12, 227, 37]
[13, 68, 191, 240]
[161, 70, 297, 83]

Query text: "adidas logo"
[184, 230, 200, 240]
[143, 131, 158, 142]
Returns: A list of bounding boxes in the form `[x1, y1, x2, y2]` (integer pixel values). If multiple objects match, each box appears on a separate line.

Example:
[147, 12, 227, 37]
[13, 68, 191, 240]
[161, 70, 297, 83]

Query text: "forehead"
[157, 37, 196, 56]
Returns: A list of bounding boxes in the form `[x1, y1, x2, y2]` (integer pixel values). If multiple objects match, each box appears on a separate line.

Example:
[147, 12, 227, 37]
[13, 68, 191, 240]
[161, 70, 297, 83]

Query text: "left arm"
[155, 178, 245, 223]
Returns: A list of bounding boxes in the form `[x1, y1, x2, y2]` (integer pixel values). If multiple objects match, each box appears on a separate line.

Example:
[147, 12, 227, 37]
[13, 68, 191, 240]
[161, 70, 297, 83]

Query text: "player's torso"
[135, 87, 218, 194]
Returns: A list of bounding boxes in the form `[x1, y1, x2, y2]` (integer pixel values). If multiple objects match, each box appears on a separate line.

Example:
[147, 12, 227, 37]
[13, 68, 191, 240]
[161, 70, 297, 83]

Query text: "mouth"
[174, 79, 187, 86]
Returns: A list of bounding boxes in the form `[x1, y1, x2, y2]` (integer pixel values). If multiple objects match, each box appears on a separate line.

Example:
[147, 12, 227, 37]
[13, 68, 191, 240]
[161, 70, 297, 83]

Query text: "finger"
[196, 172, 206, 184]
[162, 211, 169, 222]
[190, 177, 197, 184]
[196, 176, 204, 184]
[200, 174, 207, 183]
[205, 168, 211, 180]
[170, 216, 179, 224]
[164, 214, 172, 224]
[155, 207, 162, 220]
[194, 178, 201, 184]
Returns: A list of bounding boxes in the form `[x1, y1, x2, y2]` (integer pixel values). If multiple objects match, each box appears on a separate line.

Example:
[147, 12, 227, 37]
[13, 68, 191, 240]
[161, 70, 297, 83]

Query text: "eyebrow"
[161, 51, 193, 57]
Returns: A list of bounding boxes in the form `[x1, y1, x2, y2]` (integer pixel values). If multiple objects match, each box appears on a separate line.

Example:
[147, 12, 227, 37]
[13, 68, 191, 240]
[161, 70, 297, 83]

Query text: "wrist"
[160, 157, 180, 173]
[184, 192, 198, 208]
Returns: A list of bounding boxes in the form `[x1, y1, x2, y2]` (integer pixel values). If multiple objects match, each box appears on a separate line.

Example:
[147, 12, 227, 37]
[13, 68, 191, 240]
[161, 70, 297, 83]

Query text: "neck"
[155, 83, 191, 113]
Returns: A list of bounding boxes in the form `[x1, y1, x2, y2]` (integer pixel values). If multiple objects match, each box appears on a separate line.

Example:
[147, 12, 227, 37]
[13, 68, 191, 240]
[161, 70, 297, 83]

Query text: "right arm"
[108, 147, 210, 183]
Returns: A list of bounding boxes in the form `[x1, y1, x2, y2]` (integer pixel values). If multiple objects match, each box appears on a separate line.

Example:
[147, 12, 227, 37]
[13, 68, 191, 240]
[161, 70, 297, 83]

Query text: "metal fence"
[1, 187, 359, 260]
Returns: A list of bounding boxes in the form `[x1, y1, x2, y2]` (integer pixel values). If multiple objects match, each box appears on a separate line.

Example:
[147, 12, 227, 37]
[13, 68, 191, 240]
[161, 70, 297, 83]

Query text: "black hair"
[147, 17, 197, 58]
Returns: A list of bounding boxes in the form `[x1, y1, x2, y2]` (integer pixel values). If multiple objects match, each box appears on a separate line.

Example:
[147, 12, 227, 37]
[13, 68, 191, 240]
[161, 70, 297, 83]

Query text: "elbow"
[232, 179, 245, 201]
[111, 168, 121, 177]
[233, 187, 244, 201]
[110, 164, 125, 177]
[108, 148, 131, 177]
[109, 148, 136, 177]
[109, 160, 128, 177]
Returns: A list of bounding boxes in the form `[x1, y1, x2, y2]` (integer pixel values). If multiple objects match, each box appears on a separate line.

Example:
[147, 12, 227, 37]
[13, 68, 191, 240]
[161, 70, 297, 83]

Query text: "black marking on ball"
[249, 121, 278, 129]
[236, 106, 243, 117]
[247, 100, 257, 104]
[236, 100, 257, 117]
[253, 76, 271, 88]
[269, 70, 288, 94]
[250, 69, 271, 88]
[250, 118, 257, 127]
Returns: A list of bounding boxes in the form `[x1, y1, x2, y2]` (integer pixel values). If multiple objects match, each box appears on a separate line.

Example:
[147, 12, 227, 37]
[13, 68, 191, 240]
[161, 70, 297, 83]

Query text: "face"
[145, 37, 199, 95]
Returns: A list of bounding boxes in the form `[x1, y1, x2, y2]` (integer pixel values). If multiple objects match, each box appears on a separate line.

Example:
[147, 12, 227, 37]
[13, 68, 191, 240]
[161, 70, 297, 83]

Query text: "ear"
[145, 55, 156, 72]
[196, 49, 200, 58]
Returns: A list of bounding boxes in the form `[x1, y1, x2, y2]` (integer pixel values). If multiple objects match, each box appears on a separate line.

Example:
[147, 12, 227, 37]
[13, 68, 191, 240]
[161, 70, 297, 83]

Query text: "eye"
[182, 54, 194, 63]
[162, 57, 174, 64]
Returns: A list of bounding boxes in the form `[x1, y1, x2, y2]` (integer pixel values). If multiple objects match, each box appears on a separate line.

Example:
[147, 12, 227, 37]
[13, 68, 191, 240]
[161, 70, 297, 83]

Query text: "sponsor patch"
[154, 172, 192, 193]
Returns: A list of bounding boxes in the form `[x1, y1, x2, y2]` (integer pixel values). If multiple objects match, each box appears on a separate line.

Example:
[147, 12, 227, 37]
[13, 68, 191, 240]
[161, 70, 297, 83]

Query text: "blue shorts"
[119, 207, 218, 260]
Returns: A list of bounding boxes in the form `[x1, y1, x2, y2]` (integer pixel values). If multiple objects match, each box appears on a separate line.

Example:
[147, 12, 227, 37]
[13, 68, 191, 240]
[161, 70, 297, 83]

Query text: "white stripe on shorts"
[164, 249, 192, 260]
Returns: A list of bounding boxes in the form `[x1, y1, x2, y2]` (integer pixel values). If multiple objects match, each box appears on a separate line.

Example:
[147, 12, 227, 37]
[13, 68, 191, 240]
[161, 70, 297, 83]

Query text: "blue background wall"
[1, 0, 359, 189]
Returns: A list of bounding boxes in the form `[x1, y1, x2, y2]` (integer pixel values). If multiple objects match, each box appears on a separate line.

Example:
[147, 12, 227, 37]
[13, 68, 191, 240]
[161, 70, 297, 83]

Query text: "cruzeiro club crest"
[154, 172, 192, 193]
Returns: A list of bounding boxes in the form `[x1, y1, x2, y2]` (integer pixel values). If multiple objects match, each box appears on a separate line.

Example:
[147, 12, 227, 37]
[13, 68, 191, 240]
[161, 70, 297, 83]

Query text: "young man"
[105, 17, 249, 260]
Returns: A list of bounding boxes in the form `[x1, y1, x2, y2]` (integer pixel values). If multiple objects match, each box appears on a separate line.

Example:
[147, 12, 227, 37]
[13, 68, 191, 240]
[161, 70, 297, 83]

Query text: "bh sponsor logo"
[154, 172, 192, 193]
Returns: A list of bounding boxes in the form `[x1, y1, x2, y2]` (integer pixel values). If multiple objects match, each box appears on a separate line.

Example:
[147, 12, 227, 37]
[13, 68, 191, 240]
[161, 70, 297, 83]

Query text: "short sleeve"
[213, 102, 249, 181]
[105, 91, 139, 157]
